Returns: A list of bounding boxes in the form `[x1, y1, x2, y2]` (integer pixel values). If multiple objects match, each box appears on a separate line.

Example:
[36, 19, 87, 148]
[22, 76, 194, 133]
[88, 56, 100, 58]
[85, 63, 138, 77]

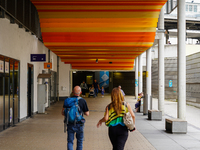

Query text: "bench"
[165, 118, 187, 134]
[148, 110, 162, 120]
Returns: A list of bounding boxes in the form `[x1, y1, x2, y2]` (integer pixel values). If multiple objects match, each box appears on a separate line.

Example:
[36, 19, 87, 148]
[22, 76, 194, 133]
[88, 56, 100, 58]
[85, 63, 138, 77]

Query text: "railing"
[0, 0, 42, 41]
[165, 0, 178, 14]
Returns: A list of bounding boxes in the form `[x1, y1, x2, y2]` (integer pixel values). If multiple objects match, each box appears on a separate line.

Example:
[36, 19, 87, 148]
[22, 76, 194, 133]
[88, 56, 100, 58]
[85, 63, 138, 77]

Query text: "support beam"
[57, 56, 59, 101]
[158, 6, 165, 115]
[146, 48, 152, 111]
[138, 54, 143, 94]
[48, 49, 51, 107]
[177, 0, 186, 120]
[135, 57, 138, 100]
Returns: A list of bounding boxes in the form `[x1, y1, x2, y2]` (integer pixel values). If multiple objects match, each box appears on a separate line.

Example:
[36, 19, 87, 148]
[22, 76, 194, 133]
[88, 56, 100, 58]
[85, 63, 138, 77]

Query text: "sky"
[186, 0, 200, 3]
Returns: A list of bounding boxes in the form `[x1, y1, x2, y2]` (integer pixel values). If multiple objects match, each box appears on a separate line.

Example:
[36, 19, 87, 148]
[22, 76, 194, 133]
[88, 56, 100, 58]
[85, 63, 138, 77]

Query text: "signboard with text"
[31, 54, 46, 62]
[44, 62, 52, 69]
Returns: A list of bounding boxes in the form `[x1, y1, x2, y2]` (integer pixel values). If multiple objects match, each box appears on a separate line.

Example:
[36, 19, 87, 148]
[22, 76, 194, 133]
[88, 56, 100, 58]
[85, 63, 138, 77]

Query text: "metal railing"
[165, 0, 178, 14]
[0, 0, 42, 41]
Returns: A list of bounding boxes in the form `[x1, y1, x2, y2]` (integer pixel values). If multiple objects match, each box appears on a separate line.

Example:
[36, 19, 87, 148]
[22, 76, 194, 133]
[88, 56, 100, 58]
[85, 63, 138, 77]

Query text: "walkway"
[0, 95, 200, 150]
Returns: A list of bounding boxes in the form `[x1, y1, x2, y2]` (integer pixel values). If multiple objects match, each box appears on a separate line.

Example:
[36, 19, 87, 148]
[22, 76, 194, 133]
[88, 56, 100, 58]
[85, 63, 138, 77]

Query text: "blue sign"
[99, 71, 109, 88]
[169, 80, 172, 87]
[135, 79, 138, 87]
[31, 54, 46, 62]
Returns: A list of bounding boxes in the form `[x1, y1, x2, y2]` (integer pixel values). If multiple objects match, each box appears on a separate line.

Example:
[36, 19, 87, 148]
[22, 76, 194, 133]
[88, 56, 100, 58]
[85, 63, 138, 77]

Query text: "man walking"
[62, 86, 89, 150]
[93, 79, 100, 97]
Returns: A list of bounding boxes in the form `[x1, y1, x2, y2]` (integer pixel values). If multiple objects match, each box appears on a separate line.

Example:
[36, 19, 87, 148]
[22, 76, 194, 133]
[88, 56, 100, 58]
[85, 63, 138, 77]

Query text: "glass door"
[9, 59, 14, 126]
[13, 61, 19, 124]
[5, 57, 10, 128]
[0, 55, 20, 131]
[0, 69, 3, 131]
[27, 64, 33, 118]
[0, 56, 5, 131]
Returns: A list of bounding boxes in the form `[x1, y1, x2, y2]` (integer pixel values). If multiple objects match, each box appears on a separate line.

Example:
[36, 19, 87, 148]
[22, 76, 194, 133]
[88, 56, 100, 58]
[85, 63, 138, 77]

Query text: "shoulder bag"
[123, 101, 135, 132]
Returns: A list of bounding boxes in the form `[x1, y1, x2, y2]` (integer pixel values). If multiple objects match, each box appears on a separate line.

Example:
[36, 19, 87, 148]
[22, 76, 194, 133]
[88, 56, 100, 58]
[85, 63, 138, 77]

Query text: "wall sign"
[135, 79, 138, 87]
[169, 80, 172, 87]
[5, 62, 9, 73]
[0, 60, 3, 73]
[44, 62, 52, 69]
[31, 54, 46, 62]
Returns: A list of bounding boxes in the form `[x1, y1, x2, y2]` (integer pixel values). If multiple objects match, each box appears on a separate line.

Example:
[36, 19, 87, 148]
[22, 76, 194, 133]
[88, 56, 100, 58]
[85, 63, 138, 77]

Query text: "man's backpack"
[63, 97, 85, 125]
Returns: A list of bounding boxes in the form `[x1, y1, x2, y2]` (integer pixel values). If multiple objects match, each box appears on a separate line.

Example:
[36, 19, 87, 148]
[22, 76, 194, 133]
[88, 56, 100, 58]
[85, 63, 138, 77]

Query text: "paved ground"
[0, 95, 200, 150]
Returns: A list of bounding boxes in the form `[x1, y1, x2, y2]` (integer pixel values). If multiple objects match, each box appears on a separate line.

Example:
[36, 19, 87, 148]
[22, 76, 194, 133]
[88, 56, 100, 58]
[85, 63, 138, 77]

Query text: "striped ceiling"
[31, 0, 167, 71]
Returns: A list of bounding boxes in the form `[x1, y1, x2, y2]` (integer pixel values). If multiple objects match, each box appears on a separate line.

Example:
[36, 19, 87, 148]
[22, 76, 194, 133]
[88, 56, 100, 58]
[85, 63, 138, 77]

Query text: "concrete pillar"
[177, 0, 186, 120]
[158, 7, 165, 114]
[138, 54, 143, 94]
[143, 49, 152, 115]
[146, 48, 152, 110]
[135, 57, 138, 99]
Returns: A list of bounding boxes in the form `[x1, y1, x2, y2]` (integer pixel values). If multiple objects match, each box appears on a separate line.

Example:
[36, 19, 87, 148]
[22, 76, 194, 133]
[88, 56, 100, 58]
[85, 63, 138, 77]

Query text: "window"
[189, 5, 193, 12]
[186, 5, 188, 11]
[194, 5, 197, 12]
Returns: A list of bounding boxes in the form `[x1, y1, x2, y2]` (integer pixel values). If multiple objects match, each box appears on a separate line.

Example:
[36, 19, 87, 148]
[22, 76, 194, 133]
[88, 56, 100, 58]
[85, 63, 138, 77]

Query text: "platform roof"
[31, 0, 167, 71]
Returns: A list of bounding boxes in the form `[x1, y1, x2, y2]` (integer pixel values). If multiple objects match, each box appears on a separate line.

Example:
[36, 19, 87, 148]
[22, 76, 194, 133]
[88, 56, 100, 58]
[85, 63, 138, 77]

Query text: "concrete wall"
[151, 44, 200, 59]
[151, 44, 200, 106]
[59, 58, 71, 97]
[152, 58, 177, 99]
[186, 52, 200, 104]
[0, 17, 71, 119]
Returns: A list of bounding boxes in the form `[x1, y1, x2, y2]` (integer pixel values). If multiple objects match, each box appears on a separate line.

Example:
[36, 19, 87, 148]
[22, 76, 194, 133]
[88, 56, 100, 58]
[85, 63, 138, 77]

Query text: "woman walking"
[97, 87, 135, 150]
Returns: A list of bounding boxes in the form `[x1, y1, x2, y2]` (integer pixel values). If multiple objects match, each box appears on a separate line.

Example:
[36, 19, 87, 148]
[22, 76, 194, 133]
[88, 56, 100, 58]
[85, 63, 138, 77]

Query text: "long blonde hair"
[110, 87, 124, 115]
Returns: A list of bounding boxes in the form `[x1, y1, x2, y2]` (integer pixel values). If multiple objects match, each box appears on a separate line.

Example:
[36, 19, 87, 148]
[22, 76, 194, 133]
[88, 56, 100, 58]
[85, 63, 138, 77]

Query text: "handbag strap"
[123, 101, 128, 113]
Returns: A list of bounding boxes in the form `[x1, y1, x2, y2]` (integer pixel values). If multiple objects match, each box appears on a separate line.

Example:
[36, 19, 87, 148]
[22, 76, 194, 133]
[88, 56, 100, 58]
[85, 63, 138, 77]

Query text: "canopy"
[31, 0, 168, 71]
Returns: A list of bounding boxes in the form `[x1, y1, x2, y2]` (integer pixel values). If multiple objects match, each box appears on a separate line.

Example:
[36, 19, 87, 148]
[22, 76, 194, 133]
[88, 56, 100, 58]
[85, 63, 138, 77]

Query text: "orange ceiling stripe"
[41, 27, 156, 32]
[38, 12, 160, 18]
[44, 42, 154, 47]
[43, 37, 155, 43]
[40, 18, 158, 23]
[40, 22, 157, 28]
[62, 59, 135, 63]
[42, 32, 156, 37]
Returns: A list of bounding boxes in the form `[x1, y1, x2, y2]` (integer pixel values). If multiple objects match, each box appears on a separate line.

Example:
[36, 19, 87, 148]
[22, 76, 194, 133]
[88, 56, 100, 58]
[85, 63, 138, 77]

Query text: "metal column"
[48, 50, 51, 107]
[135, 57, 138, 99]
[158, 7, 165, 115]
[177, 0, 186, 120]
[57, 56, 59, 101]
[145, 48, 152, 113]
[138, 54, 143, 94]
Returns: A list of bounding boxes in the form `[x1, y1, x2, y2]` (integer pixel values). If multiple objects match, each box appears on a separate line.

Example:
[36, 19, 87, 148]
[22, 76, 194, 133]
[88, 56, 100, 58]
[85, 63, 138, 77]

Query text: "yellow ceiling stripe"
[41, 27, 156, 32]
[38, 12, 160, 19]
[40, 18, 158, 23]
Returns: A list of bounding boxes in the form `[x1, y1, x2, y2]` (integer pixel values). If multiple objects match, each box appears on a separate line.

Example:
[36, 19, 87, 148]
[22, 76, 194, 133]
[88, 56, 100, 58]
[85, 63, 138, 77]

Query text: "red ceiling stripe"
[38, 9, 161, 12]
[32, 2, 165, 6]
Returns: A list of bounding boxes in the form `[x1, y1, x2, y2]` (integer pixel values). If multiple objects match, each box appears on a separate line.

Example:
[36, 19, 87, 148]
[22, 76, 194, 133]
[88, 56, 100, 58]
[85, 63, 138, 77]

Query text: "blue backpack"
[63, 97, 85, 125]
